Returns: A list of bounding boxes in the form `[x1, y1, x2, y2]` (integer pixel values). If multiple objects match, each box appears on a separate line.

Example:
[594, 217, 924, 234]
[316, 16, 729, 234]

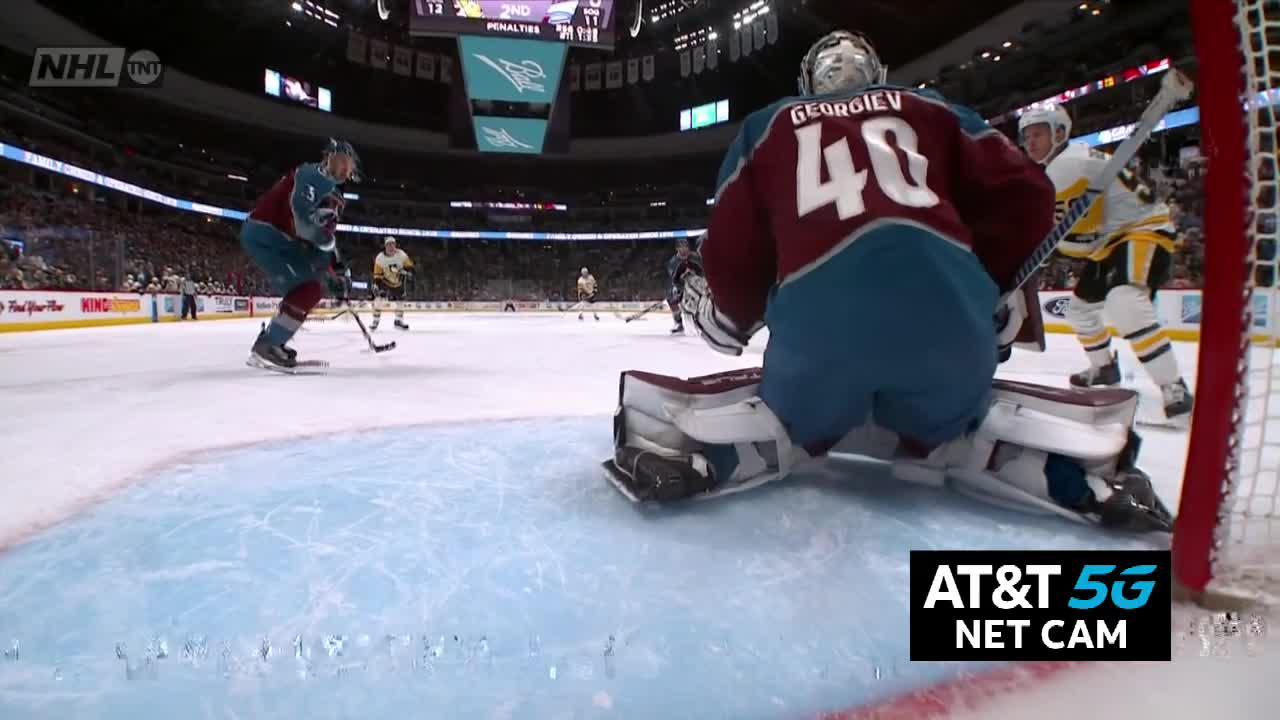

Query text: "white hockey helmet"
[1018, 105, 1072, 164]
[580, 267, 589, 276]
[384, 235, 396, 247]
[798, 30, 887, 96]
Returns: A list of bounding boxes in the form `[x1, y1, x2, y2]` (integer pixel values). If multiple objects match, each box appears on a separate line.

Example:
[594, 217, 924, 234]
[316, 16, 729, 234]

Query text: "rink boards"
[0, 288, 1265, 341]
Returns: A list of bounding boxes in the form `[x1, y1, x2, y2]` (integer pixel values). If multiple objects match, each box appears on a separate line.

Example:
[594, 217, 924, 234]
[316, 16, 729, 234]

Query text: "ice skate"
[1086, 468, 1174, 533]
[247, 329, 297, 371]
[370, 319, 380, 332]
[395, 318, 410, 331]
[1161, 378, 1194, 421]
[1069, 352, 1121, 387]
[259, 322, 297, 361]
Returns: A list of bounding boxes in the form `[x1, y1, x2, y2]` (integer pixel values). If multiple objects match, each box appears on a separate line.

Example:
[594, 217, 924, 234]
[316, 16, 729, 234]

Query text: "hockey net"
[1173, 0, 1280, 606]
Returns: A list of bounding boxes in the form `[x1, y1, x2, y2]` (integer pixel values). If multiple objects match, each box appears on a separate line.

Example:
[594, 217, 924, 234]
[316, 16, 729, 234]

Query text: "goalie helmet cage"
[1173, 0, 1280, 607]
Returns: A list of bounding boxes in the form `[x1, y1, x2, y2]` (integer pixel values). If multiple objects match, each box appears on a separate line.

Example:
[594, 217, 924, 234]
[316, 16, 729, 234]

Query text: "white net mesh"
[1211, 0, 1280, 602]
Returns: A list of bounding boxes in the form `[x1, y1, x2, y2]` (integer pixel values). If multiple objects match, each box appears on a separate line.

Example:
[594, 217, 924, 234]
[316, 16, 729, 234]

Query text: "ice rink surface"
[0, 313, 1276, 719]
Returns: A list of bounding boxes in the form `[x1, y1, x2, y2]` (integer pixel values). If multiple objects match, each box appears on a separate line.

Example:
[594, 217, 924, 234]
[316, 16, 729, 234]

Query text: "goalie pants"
[239, 220, 329, 345]
[743, 225, 999, 470]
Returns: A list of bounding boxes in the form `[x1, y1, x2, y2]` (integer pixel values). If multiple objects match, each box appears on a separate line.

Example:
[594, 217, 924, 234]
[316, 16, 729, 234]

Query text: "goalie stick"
[1010, 68, 1195, 293]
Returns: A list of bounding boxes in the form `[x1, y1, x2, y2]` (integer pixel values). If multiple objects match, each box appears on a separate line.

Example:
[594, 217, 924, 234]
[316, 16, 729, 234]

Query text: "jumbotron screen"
[411, 0, 617, 49]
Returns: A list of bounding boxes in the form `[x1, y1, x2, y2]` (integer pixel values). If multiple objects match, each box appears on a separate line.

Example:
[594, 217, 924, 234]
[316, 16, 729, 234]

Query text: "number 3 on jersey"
[796, 117, 939, 221]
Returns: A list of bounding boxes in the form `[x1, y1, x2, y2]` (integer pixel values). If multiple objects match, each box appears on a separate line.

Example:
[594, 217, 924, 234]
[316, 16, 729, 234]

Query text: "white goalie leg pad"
[617, 368, 764, 455]
[891, 380, 1139, 516]
[615, 368, 802, 484]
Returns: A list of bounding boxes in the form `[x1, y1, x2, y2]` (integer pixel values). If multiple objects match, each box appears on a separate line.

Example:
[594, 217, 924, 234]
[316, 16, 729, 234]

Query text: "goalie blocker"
[603, 369, 1172, 532]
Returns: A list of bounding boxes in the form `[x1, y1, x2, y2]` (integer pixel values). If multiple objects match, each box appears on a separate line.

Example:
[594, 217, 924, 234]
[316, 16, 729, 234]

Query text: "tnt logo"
[910, 550, 1171, 661]
[29, 47, 164, 88]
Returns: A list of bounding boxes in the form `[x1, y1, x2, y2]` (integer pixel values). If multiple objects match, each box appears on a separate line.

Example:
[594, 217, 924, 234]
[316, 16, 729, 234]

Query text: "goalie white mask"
[798, 31, 887, 96]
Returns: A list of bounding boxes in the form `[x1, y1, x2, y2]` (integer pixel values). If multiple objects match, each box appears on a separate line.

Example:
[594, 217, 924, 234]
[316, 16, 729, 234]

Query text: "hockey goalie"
[602, 30, 1174, 533]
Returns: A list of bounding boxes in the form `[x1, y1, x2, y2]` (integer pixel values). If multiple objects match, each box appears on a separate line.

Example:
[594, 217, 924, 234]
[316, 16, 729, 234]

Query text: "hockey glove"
[315, 208, 340, 233]
[681, 274, 758, 356]
[994, 289, 1028, 363]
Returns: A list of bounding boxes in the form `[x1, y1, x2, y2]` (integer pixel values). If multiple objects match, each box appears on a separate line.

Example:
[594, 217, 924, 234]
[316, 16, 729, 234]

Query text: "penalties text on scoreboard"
[910, 550, 1171, 661]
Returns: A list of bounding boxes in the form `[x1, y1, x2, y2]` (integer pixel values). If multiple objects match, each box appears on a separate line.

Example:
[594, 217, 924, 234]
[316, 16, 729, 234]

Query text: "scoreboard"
[411, 0, 617, 50]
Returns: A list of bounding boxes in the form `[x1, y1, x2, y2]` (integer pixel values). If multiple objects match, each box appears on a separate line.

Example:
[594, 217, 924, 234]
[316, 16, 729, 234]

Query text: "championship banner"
[740, 25, 753, 56]
[626, 58, 639, 85]
[457, 36, 567, 103]
[585, 63, 602, 90]
[706, 39, 718, 70]
[569, 64, 580, 91]
[753, 18, 766, 50]
[642, 55, 655, 82]
[693, 46, 706, 75]
[440, 56, 454, 84]
[766, 13, 780, 45]
[393, 45, 413, 76]
[369, 39, 390, 69]
[416, 51, 436, 80]
[346, 32, 368, 64]
[605, 60, 623, 89]
[472, 117, 548, 155]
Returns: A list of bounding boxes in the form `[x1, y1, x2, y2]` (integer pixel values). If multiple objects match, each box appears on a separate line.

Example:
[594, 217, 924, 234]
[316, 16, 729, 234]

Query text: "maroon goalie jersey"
[702, 86, 1056, 329]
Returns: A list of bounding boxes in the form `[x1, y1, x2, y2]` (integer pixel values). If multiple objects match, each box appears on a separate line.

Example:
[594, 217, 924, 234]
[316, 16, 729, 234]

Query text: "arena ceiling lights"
[289, 0, 339, 27]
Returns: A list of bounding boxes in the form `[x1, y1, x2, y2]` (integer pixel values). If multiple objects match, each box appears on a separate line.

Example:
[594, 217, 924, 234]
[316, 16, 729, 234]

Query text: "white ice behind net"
[1215, 0, 1280, 601]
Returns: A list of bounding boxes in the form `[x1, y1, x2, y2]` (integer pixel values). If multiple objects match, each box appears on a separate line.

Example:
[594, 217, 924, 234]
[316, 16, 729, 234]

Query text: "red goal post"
[1173, 0, 1280, 606]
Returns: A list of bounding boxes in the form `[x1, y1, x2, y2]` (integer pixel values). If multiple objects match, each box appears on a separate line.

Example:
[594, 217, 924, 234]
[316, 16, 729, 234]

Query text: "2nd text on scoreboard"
[411, 0, 616, 49]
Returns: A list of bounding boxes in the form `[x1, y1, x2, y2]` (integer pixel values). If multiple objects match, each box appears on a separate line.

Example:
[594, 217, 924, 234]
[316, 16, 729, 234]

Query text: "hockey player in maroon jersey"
[240, 139, 359, 371]
[603, 31, 1173, 532]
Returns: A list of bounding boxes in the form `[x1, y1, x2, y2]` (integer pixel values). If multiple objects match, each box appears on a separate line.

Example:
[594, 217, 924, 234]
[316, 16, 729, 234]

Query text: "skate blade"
[1133, 395, 1191, 430]
[1135, 413, 1190, 430]
[246, 354, 328, 375]
[602, 460, 644, 504]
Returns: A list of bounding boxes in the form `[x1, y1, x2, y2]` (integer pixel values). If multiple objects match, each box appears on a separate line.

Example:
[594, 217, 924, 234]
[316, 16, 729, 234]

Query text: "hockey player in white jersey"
[1019, 106, 1193, 423]
[577, 267, 599, 321]
[372, 236, 414, 331]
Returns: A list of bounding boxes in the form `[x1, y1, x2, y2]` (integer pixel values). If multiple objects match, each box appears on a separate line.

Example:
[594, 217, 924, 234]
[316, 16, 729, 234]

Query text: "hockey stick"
[313, 306, 351, 322]
[559, 300, 584, 313]
[625, 300, 666, 323]
[344, 301, 396, 353]
[1010, 69, 1195, 293]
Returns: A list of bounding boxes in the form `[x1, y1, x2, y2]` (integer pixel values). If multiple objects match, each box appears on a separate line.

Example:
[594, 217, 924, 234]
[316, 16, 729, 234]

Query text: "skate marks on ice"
[0, 418, 1161, 720]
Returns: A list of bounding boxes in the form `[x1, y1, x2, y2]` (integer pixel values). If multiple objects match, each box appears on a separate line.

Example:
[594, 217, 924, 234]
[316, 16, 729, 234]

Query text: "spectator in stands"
[180, 273, 198, 320]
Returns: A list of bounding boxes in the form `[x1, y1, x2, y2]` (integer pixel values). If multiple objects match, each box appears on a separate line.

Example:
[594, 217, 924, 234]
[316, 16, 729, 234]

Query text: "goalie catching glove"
[679, 274, 762, 356]
[603, 369, 1172, 533]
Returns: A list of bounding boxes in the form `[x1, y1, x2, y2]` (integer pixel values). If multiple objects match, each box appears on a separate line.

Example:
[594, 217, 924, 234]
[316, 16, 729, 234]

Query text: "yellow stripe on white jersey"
[1046, 143, 1174, 261]
[374, 249, 414, 288]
